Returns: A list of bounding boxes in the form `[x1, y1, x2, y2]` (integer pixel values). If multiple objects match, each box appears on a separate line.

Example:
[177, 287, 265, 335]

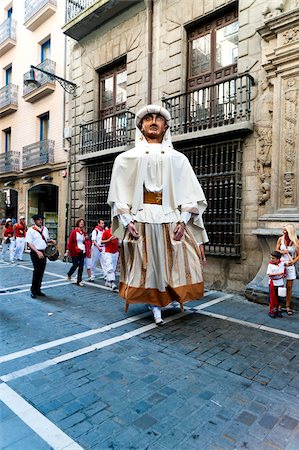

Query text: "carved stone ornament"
[283, 27, 299, 44]
[282, 79, 298, 204]
[262, 0, 285, 21]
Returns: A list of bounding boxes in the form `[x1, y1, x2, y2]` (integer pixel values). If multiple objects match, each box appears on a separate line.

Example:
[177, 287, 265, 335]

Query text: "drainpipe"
[147, 0, 153, 104]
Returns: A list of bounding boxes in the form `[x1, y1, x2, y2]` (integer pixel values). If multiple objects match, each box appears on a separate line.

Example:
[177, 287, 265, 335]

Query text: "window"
[41, 39, 51, 63]
[5, 66, 12, 85]
[187, 7, 238, 90]
[39, 112, 49, 140]
[99, 61, 127, 118]
[4, 128, 11, 154]
[7, 7, 13, 18]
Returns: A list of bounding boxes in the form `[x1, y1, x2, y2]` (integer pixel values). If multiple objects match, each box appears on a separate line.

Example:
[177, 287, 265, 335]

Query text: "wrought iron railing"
[79, 111, 135, 155]
[0, 18, 16, 45]
[25, 0, 57, 23]
[22, 140, 55, 169]
[66, 0, 96, 22]
[0, 84, 18, 110]
[177, 139, 243, 257]
[23, 59, 56, 96]
[162, 74, 254, 135]
[0, 151, 20, 173]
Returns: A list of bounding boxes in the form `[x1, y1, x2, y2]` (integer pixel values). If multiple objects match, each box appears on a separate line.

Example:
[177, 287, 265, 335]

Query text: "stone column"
[245, 6, 299, 308]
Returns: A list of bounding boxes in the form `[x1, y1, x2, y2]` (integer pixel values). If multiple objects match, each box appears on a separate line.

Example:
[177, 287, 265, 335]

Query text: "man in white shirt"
[108, 104, 208, 325]
[25, 214, 55, 298]
[90, 218, 107, 281]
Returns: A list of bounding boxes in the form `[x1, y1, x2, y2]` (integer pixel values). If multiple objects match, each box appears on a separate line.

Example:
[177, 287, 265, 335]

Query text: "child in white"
[267, 250, 285, 318]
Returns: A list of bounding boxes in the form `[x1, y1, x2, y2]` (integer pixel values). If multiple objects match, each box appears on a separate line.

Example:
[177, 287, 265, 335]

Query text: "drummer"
[25, 214, 56, 298]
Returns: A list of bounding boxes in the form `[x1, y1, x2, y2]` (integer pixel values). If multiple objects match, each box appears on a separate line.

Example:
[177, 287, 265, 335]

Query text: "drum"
[45, 244, 59, 261]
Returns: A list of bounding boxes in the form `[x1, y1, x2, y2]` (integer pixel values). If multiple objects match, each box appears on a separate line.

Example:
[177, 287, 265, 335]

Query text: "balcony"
[79, 111, 135, 160]
[63, 0, 142, 41]
[162, 74, 254, 142]
[22, 140, 55, 170]
[0, 18, 16, 56]
[24, 0, 57, 31]
[0, 84, 18, 117]
[0, 151, 20, 176]
[23, 59, 56, 103]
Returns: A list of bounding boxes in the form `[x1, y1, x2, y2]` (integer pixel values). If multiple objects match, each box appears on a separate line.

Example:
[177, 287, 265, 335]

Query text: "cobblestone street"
[1, 256, 299, 449]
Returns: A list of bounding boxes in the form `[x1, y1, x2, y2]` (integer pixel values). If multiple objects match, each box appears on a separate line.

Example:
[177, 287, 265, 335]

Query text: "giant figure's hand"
[173, 223, 185, 241]
[128, 222, 139, 240]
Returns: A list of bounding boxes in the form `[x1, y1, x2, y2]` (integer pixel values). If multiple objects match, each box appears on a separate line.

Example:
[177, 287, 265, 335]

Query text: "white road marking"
[0, 295, 229, 364]
[196, 310, 299, 339]
[0, 281, 73, 296]
[0, 383, 84, 450]
[1, 279, 64, 291]
[0, 311, 192, 382]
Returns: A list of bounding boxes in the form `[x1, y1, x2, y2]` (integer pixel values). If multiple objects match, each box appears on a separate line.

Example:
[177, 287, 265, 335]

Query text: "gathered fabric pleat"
[119, 222, 204, 308]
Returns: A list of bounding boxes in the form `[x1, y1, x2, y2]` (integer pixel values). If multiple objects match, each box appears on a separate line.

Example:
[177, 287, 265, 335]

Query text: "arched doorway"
[28, 184, 58, 240]
[0, 188, 18, 222]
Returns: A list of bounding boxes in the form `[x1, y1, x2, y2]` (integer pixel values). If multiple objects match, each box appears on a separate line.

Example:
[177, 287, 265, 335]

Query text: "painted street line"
[0, 383, 84, 450]
[0, 311, 192, 382]
[0, 281, 74, 296]
[0, 295, 229, 364]
[0, 278, 65, 291]
[196, 310, 299, 340]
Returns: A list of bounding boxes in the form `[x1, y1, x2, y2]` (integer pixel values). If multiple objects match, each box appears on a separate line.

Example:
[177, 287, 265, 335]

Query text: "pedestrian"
[65, 218, 87, 286]
[107, 104, 208, 325]
[267, 250, 285, 318]
[276, 224, 299, 315]
[1, 218, 15, 263]
[90, 218, 107, 281]
[14, 216, 27, 261]
[101, 221, 119, 292]
[25, 214, 56, 298]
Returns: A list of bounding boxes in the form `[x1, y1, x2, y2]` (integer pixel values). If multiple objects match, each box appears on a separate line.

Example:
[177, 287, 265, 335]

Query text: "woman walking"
[1, 218, 15, 263]
[276, 224, 299, 315]
[65, 218, 88, 286]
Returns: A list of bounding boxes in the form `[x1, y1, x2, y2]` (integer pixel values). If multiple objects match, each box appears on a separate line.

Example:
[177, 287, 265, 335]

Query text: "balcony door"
[98, 61, 127, 148]
[39, 112, 49, 164]
[4, 128, 11, 170]
[187, 7, 239, 126]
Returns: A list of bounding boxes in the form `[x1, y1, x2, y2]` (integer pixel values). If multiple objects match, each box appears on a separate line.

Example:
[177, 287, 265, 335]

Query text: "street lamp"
[24, 65, 78, 250]
[24, 65, 77, 97]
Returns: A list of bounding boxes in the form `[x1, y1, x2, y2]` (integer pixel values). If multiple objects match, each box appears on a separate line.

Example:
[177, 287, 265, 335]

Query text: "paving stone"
[279, 415, 299, 430]
[133, 413, 158, 430]
[259, 413, 280, 430]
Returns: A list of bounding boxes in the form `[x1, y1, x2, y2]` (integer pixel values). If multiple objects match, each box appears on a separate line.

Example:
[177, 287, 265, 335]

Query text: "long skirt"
[119, 222, 204, 309]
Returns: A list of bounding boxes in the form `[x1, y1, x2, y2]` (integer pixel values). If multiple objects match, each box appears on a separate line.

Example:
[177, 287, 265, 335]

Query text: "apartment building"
[0, 0, 67, 248]
[62, 0, 299, 301]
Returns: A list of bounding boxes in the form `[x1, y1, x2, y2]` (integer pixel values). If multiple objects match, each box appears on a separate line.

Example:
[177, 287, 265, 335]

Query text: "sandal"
[286, 307, 293, 316]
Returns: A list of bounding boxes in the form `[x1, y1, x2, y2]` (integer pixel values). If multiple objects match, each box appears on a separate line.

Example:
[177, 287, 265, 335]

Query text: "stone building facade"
[0, 0, 68, 250]
[63, 0, 299, 301]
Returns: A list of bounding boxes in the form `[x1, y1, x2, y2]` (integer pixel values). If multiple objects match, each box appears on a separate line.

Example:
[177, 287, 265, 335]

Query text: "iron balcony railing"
[162, 74, 254, 136]
[66, 0, 96, 22]
[0, 151, 20, 173]
[22, 140, 55, 169]
[24, 0, 57, 23]
[0, 18, 16, 45]
[23, 59, 56, 96]
[0, 84, 18, 110]
[80, 111, 135, 155]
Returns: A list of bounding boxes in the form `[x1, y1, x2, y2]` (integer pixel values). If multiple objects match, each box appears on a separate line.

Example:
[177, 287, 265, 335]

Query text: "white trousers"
[1, 239, 15, 262]
[105, 252, 119, 282]
[14, 237, 26, 260]
[91, 246, 107, 277]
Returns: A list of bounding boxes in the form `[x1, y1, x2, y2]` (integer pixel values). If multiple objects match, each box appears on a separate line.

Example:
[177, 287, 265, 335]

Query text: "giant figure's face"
[140, 113, 167, 143]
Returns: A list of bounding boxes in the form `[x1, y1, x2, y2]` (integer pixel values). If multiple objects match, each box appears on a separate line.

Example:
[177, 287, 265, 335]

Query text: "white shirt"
[76, 232, 86, 253]
[115, 144, 193, 226]
[91, 227, 104, 245]
[25, 226, 49, 251]
[267, 262, 285, 286]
